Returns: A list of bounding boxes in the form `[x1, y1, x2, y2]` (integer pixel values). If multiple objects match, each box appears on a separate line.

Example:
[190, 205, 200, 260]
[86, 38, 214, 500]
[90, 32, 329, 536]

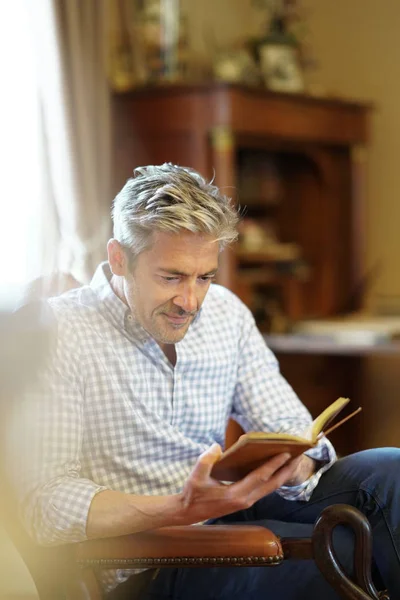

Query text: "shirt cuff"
[30, 479, 108, 545]
[277, 437, 337, 502]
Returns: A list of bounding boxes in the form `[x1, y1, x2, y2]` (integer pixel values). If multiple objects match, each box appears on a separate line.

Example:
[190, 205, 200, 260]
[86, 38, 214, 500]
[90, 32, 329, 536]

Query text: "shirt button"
[127, 314, 132, 321]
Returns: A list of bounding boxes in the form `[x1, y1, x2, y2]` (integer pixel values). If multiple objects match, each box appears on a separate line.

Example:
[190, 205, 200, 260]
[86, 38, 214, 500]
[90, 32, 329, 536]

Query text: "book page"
[307, 397, 350, 442]
[242, 432, 312, 444]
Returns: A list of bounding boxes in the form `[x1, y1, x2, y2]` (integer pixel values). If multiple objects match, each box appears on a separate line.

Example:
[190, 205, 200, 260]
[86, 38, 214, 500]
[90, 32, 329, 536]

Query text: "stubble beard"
[130, 298, 197, 345]
[150, 308, 195, 344]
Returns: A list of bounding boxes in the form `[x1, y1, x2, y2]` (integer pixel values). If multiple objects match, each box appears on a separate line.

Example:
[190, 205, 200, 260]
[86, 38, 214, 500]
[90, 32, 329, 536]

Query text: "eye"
[199, 275, 215, 283]
[162, 276, 179, 282]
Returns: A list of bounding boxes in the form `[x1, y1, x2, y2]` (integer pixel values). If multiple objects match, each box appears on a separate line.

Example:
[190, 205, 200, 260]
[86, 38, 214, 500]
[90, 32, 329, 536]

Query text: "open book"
[211, 397, 361, 482]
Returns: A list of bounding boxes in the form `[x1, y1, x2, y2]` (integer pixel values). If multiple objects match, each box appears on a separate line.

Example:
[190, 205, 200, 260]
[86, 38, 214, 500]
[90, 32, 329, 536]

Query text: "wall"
[304, 0, 400, 308]
[281, 1, 400, 445]
[181, 0, 258, 62]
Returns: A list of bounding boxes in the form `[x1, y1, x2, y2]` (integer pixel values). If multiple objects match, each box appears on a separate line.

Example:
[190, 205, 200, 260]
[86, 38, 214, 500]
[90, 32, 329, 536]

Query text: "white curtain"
[0, 1, 50, 304]
[0, 0, 111, 306]
[52, 0, 112, 281]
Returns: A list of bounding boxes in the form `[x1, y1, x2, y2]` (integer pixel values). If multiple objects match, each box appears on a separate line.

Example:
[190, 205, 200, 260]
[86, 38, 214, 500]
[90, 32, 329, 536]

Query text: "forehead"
[141, 230, 219, 269]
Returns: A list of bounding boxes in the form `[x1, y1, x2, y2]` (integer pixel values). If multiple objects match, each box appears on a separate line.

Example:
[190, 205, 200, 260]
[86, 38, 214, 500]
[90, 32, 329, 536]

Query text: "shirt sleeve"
[278, 438, 336, 501]
[6, 305, 107, 545]
[231, 306, 337, 501]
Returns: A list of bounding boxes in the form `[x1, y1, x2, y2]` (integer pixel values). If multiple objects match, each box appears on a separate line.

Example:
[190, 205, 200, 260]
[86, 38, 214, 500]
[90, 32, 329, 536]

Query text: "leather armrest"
[75, 525, 284, 568]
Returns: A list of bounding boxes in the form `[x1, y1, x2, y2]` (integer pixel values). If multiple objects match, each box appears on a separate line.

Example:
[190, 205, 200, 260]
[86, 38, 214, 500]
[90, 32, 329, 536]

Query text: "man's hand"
[177, 443, 300, 525]
[87, 448, 318, 540]
[282, 455, 317, 487]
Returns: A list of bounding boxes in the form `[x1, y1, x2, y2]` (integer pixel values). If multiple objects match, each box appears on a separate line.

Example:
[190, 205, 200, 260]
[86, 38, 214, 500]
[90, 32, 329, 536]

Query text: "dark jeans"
[108, 449, 400, 600]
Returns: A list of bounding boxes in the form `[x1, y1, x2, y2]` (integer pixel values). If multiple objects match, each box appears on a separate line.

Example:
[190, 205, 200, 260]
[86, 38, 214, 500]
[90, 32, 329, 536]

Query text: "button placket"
[171, 367, 184, 426]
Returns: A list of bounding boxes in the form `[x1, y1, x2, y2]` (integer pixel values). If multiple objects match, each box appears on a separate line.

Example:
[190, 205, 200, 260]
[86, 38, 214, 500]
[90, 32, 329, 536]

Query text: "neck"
[160, 343, 177, 366]
[110, 274, 128, 307]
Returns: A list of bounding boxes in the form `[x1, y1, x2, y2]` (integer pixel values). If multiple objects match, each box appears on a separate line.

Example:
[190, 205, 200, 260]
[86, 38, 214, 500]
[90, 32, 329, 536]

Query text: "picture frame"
[259, 43, 304, 93]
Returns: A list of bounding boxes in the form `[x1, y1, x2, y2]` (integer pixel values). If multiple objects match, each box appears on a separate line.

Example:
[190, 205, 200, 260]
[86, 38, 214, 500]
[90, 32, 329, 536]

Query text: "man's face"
[123, 231, 219, 346]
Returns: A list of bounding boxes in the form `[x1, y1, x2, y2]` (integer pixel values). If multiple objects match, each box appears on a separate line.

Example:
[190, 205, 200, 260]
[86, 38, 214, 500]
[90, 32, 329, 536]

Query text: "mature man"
[9, 164, 400, 599]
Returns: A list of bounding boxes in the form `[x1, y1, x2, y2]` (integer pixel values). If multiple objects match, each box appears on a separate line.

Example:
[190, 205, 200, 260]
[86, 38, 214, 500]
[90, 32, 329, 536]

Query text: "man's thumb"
[192, 443, 222, 478]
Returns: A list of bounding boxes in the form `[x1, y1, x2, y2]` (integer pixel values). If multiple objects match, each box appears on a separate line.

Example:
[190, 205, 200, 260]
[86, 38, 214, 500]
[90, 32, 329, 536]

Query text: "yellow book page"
[241, 431, 311, 445]
[308, 397, 350, 442]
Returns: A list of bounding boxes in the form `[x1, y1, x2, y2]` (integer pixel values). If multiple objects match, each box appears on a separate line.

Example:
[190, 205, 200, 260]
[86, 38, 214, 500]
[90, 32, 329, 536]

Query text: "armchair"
[0, 277, 388, 600]
[2, 502, 387, 600]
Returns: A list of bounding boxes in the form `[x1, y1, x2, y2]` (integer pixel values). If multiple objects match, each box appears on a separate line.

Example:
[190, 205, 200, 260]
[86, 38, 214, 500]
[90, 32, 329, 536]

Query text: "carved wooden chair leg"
[312, 504, 385, 600]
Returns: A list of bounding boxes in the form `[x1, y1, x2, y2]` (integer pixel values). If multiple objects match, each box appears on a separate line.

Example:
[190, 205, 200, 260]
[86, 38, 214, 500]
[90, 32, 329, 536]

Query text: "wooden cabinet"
[113, 83, 373, 456]
[113, 83, 370, 331]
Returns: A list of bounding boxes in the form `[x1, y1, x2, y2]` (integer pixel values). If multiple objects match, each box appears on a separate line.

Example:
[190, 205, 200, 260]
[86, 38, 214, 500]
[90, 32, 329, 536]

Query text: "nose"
[173, 283, 198, 313]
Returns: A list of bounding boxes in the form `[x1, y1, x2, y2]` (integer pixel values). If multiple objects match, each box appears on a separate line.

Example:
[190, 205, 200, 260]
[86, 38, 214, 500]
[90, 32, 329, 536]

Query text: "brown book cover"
[211, 397, 360, 482]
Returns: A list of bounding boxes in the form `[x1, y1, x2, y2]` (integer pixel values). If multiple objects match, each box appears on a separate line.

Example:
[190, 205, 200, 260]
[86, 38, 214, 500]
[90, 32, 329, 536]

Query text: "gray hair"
[112, 163, 239, 259]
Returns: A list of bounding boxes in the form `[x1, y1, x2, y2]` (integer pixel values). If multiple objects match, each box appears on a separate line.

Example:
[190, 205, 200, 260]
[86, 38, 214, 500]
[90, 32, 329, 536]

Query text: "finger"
[234, 452, 291, 495]
[287, 454, 303, 469]
[265, 453, 311, 490]
[259, 461, 300, 496]
[190, 443, 222, 481]
[284, 455, 316, 486]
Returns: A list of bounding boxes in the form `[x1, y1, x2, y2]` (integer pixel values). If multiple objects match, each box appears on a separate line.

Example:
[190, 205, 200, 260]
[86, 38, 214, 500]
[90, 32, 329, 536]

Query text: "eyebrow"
[158, 268, 218, 277]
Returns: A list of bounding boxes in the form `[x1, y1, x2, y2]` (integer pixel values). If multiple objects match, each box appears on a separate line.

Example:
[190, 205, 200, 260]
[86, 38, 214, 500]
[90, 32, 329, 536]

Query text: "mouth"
[163, 313, 192, 326]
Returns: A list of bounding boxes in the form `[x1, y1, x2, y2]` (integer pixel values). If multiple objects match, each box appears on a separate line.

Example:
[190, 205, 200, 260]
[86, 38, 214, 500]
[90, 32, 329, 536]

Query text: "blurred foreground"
[0, 299, 55, 600]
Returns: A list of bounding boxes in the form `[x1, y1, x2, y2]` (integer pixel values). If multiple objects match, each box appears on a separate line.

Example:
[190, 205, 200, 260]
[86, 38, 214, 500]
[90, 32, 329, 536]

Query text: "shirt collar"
[90, 262, 152, 344]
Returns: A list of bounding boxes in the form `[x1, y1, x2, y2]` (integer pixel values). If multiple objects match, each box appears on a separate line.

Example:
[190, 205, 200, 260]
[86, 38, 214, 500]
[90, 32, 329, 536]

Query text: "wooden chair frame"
[9, 504, 384, 600]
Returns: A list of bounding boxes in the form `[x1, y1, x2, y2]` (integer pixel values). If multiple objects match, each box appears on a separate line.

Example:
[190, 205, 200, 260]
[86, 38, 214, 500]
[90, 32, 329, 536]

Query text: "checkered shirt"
[9, 263, 336, 592]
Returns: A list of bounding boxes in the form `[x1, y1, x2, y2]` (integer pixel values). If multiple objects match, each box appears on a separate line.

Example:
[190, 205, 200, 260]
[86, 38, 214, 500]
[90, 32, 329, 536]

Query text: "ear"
[107, 239, 129, 276]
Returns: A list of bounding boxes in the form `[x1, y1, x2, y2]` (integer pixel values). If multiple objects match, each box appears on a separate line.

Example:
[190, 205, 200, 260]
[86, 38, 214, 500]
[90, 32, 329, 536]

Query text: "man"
[9, 164, 400, 599]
